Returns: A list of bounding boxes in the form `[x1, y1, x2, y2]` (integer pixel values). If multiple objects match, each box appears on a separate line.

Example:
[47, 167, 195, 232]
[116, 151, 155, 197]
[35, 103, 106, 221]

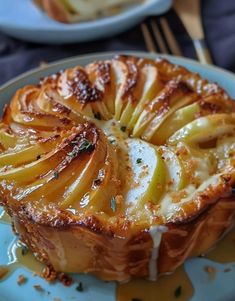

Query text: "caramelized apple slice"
[12, 133, 93, 204]
[14, 154, 88, 204]
[36, 88, 84, 124]
[59, 132, 107, 209]
[88, 148, 120, 214]
[113, 59, 132, 120]
[0, 142, 66, 183]
[0, 125, 95, 185]
[86, 61, 115, 118]
[57, 67, 95, 118]
[0, 136, 59, 167]
[120, 64, 161, 130]
[0, 129, 17, 149]
[9, 85, 70, 129]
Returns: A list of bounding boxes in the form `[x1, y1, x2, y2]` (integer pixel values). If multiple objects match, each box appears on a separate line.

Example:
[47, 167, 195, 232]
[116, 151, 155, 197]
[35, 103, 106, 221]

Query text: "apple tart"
[0, 55, 235, 282]
[33, 0, 142, 23]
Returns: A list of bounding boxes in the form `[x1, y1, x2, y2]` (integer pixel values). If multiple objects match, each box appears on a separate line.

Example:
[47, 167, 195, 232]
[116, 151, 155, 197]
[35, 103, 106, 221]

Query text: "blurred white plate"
[0, 0, 172, 44]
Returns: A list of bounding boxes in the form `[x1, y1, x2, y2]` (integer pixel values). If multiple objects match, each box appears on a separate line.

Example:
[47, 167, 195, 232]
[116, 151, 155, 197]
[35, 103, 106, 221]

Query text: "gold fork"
[141, 17, 182, 56]
[174, 0, 213, 64]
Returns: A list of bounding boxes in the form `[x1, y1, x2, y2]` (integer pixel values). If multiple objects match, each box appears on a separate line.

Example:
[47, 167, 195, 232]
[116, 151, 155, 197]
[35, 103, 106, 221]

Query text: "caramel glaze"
[117, 266, 193, 301]
[0, 210, 44, 282]
[117, 226, 235, 301]
[0, 239, 44, 282]
[0, 266, 9, 281]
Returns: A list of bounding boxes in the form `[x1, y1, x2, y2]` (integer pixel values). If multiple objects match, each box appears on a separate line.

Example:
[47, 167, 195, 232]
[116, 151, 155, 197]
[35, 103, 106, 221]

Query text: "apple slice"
[57, 68, 94, 118]
[37, 88, 84, 124]
[113, 59, 134, 120]
[0, 137, 59, 167]
[0, 130, 17, 149]
[86, 61, 115, 116]
[65, 0, 97, 17]
[168, 113, 235, 146]
[133, 81, 197, 139]
[14, 149, 89, 204]
[60, 135, 107, 209]
[59, 0, 77, 12]
[143, 93, 198, 143]
[151, 102, 200, 145]
[10, 86, 69, 129]
[159, 146, 186, 191]
[120, 64, 161, 131]
[87, 148, 119, 214]
[0, 141, 67, 183]
[125, 138, 166, 207]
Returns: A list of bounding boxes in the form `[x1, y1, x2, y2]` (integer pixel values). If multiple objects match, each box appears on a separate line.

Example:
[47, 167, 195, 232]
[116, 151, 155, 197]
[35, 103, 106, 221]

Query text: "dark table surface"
[0, 0, 235, 86]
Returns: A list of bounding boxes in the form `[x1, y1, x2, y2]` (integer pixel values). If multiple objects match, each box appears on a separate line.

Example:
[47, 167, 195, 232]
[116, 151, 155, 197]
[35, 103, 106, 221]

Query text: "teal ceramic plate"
[0, 0, 171, 44]
[0, 52, 235, 301]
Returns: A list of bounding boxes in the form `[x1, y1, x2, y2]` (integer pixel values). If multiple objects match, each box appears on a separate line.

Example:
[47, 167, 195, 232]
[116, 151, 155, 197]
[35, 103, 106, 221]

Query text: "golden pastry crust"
[1, 55, 235, 282]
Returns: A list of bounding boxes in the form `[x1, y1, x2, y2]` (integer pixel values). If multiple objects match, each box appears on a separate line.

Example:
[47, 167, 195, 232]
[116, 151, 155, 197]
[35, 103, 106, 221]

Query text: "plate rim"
[1, 51, 235, 92]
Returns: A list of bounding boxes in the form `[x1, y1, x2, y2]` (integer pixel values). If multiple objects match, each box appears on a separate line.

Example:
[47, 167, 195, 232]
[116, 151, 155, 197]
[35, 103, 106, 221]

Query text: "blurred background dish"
[0, 0, 172, 44]
[33, 0, 144, 23]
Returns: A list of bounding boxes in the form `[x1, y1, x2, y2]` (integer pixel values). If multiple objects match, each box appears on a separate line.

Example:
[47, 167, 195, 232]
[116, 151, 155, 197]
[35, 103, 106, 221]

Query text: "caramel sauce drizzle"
[117, 226, 235, 301]
[117, 265, 193, 301]
[0, 210, 44, 282]
[1, 210, 235, 300]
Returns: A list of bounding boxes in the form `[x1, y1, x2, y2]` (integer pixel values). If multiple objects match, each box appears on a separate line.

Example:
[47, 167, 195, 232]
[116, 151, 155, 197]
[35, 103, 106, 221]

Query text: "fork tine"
[141, 22, 158, 53]
[150, 19, 169, 54]
[159, 17, 183, 56]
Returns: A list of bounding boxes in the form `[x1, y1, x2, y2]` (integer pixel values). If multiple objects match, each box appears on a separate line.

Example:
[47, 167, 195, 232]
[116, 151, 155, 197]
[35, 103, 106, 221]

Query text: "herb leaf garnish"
[94, 112, 101, 120]
[21, 245, 29, 256]
[76, 282, 84, 292]
[53, 171, 59, 179]
[174, 286, 182, 298]
[68, 138, 94, 159]
[110, 197, 116, 212]
[78, 139, 93, 152]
